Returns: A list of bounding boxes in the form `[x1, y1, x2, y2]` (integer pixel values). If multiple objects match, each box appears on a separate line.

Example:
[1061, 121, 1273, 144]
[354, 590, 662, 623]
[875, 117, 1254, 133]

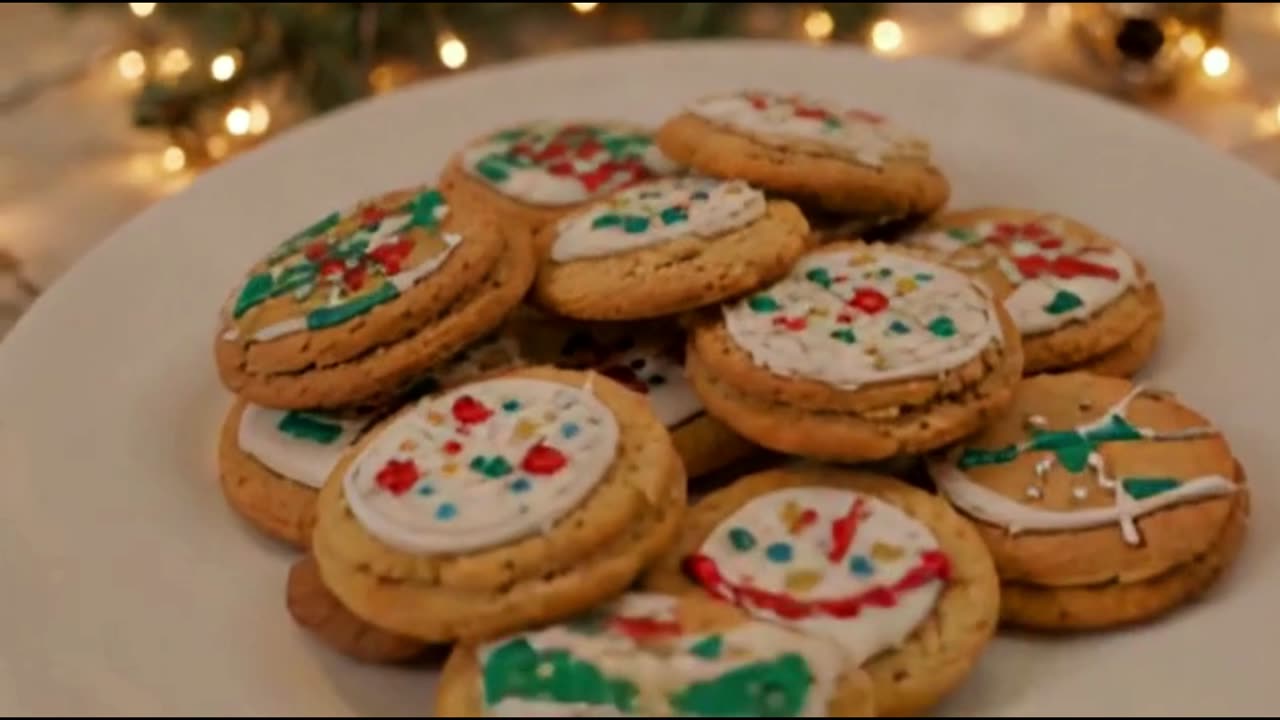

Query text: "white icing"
[906, 217, 1138, 335]
[699, 487, 944, 666]
[688, 91, 928, 167]
[237, 405, 371, 489]
[343, 377, 618, 554]
[550, 177, 765, 262]
[723, 246, 1002, 390]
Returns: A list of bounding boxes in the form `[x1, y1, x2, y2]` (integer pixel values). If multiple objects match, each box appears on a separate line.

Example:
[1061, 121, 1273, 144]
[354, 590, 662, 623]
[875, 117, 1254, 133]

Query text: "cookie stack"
[208, 97, 1248, 718]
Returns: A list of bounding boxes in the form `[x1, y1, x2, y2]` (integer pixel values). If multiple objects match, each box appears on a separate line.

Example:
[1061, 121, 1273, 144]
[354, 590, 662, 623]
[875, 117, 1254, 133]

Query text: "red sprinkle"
[343, 265, 366, 291]
[451, 395, 493, 425]
[827, 497, 866, 563]
[368, 236, 415, 276]
[772, 316, 808, 332]
[360, 205, 388, 227]
[547, 161, 575, 177]
[521, 442, 568, 475]
[443, 440, 463, 455]
[849, 288, 889, 314]
[836, 313, 853, 324]
[319, 259, 345, 277]
[610, 616, 682, 641]
[793, 105, 828, 120]
[375, 459, 419, 495]
[305, 241, 330, 262]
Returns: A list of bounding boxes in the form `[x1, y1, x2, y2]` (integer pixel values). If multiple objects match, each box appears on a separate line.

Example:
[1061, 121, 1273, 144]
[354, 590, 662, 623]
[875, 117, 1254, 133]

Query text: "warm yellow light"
[804, 9, 835, 41]
[870, 19, 903, 53]
[161, 145, 186, 173]
[225, 106, 251, 136]
[438, 33, 468, 70]
[1179, 31, 1205, 58]
[1273, 4, 1280, 29]
[210, 53, 237, 82]
[570, 2, 599, 12]
[206, 135, 230, 160]
[128, 3, 156, 18]
[117, 50, 146, 80]
[158, 47, 191, 77]
[248, 100, 271, 135]
[1047, 3, 1071, 31]
[1201, 46, 1230, 78]
[963, 3, 1025, 37]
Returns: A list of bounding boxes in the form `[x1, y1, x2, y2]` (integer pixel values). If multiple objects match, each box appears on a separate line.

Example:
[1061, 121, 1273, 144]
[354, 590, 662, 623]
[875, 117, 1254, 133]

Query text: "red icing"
[747, 94, 769, 111]
[319, 259, 345, 278]
[360, 205, 388, 227]
[849, 288, 889, 314]
[375, 459, 420, 495]
[793, 105, 829, 121]
[368, 237, 415, 275]
[343, 265, 366, 291]
[1015, 254, 1120, 281]
[451, 396, 493, 425]
[610, 616, 682, 641]
[521, 442, 567, 475]
[772, 316, 808, 331]
[547, 161, 575, 177]
[827, 498, 866, 563]
[443, 440, 463, 455]
[305, 241, 329, 262]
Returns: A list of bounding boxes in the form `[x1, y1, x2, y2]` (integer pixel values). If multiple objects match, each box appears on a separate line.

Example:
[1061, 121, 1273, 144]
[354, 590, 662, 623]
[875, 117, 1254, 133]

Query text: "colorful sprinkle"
[829, 328, 857, 345]
[417, 484, 435, 496]
[888, 320, 911, 335]
[805, 267, 833, 289]
[785, 570, 822, 593]
[772, 316, 807, 331]
[375, 459, 419, 496]
[436, 502, 458, 520]
[469, 455, 514, 479]
[915, 272, 934, 282]
[848, 555, 874, 577]
[502, 399, 521, 413]
[451, 395, 493, 425]
[877, 267, 893, 278]
[623, 216, 650, 234]
[443, 440, 463, 455]
[659, 206, 688, 226]
[927, 316, 956, 338]
[894, 277, 918, 295]
[509, 478, 532, 494]
[515, 419, 540, 440]
[728, 527, 757, 551]
[398, 439, 418, 452]
[765, 543, 793, 564]
[427, 411, 446, 426]
[521, 442, 568, 475]
[849, 287, 889, 314]
[1044, 289, 1084, 315]
[870, 541, 904, 562]
[747, 295, 779, 313]
[560, 422, 580, 439]
[442, 462, 459, 476]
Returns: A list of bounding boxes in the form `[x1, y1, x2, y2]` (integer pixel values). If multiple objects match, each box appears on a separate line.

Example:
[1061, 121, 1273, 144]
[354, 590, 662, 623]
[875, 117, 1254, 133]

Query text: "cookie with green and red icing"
[657, 90, 949, 219]
[644, 466, 999, 717]
[532, 176, 808, 320]
[441, 121, 680, 248]
[309, 366, 685, 643]
[927, 372, 1248, 630]
[214, 186, 534, 410]
[903, 207, 1164, 376]
[436, 591, 876, 717]
[686, 241, 1023, 462]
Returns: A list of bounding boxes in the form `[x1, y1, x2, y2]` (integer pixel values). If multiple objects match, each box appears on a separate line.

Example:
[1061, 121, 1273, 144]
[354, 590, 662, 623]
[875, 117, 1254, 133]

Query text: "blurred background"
[2, 2, 1279, 339]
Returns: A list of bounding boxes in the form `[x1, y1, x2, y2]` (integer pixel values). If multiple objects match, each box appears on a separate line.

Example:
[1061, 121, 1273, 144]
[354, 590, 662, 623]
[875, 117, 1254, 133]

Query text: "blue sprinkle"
[502, 399, 521, 413]
[435, 502, 458, 520]
[417, 484, 435, 496]
[915, 272, 934, 282]
[509, 478, 532, 494]
[765, 543, 793, 564]
[561, 422, 580, 439]
[849, 555, 874, 577]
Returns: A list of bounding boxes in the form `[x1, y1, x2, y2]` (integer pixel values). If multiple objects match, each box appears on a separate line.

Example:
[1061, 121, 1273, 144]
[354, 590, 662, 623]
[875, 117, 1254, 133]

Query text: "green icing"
[482, 638, 638, 713]
[829, 328, 857, 345]
[747, 295, 779, 313]
[268, 211, 341, 263]
[659, 206, 688, 226]
[592, 213, 623, 230]
[945, 227, 978, 243]
[402, 188, 446, 231]
[1044, 289, 1083, 315]
[494, 128, 527, 142]
[233, 274, 274, 318]
[960, 413, 1148, 474]
[1027, 429, 1093, 473]
[476, 158, 509, 182]
[305, 281, 398, 330]
[1122, 477, 1180, 500]
[1085, 414, 1145, 443]
[688, 635, 723, 661]
[957, 445, 1020, 469]
[276, 411, 344, 444]
[804, 267, 832, 289]
[669, 653, 814, 717]
[623, 215, 650, 234]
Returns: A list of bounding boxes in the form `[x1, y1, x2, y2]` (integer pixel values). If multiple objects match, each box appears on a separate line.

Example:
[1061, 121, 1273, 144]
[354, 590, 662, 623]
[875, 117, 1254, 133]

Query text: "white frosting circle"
[237, 405, 370, 489]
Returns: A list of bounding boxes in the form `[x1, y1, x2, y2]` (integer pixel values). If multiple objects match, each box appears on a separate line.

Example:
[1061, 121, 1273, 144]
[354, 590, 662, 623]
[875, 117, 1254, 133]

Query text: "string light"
[158, 47, 192, 77]
[869, 19, 903, 54]
[438, 33, 468, 70]
[116, 50, 146, 80]
[210, 52, 238, 82]
[206, 135, 230, 160]
[963, 3, 1025, 37]
[128, 3, 156, 18]
[225, 106, 251, 136]
[1046, 3, 1071, 31]
[1201, 46, 1230, 78]
[803, 9, 835, 41]
[570, 3, 599, 12]
[247, 100, 271, 135]
[1179, 31, 1206, 58]
[161, 145, 186, 173]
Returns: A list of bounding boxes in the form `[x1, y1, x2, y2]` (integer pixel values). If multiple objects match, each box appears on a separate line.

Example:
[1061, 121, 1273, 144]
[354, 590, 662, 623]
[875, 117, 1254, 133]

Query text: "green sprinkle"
[889, 320, 911, 335]
[747, 295, 780, 313]
[928, 316, 956, 338]
[1044, 290, 1084, 315]
[728, 527, 756, 551]
[805, 267, 832, 289]
[830, 328, 857, 344]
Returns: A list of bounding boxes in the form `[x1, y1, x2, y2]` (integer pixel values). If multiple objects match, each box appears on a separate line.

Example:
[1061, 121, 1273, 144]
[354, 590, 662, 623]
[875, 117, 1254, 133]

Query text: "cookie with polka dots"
[309, 366, 685, 643]
[214, 186, 534, 410]
[686, 240, 1023, 462]
[644, 466, 999, 717]
[441, 121, 680, 249]
[903, 207, 1164, 376]
[436, 591, 875, 717]
[217, 332, 523, 549]
[657, 90, 949, 219]
[927, 373, 1248, 630]
[532, 176, 808, 320]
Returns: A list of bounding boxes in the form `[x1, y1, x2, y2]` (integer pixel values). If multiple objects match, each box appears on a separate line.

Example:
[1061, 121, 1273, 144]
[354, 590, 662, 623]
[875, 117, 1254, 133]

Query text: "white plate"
[1, 41, 1276, 716]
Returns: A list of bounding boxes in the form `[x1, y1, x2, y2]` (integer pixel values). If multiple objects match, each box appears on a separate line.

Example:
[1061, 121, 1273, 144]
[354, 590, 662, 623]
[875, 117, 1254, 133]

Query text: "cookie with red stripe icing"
[644, 466, 999, 717]
[902, 207, 1163, 376]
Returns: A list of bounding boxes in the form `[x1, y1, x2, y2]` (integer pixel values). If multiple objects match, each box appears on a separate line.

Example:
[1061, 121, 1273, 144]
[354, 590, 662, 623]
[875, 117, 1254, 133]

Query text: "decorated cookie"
[214, 185, 534, 410]
[532, 176, 808, 320]
[309, 367, 685, 643]
[436, 591, 875, 717]
[644, 467, 999, 717]
[928, 373, 1248, 630]
[686, 241, 1023, 462]
[441, 121, 680, 248]
[217, 333, 524, 549]
[904, 208, 1164, 376]
[657, 90, 949, 218]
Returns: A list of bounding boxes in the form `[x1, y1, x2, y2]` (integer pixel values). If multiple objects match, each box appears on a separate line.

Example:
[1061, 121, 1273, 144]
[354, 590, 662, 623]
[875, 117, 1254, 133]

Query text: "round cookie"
[928, 373, 1248, 630]
[903, 208, 1163, 376]
[437, 591, 875, 717]
[310, 366, 686, 643]
[532, 176, 808, 320]
[687, 241, 1024, 462]
[214, 186, 534, 410]
[644, 467, 1000, 717]
[217, 332, 525, 549]
[657, 90, 949, 218]
[441, 121, 679, 248]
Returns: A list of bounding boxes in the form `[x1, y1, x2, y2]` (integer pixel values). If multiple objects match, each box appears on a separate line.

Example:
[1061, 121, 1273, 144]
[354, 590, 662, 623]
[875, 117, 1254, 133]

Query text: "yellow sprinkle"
[515, 418, 539, 440]
[895, 277, 918, 295]
[808, 306, 829, 318]
[427, 411, 445, 426]
[443, 462, 459, 476]
[848, 253, 876, 267]
[871, 541, 904, 562]
[785, 570, 823, 593]
[779, 500, 802, 527]
[398, 439, 418, 452]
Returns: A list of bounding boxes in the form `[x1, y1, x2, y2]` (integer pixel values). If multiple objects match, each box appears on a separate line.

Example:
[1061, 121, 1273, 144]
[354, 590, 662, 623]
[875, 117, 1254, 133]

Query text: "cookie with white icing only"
[903, 208, 1164, 376]
[436, 591, 875, 717]
[927, 373, 1248, 630]
[441, 121, 680, 249]
[657, 90, 949, 218]
[644, 467, 999, 717]
[310, 367, 686, 643]
[532, 176, 808, 320]
[687, 241, 1023, 462]
[217, 333, 524, 549]
[214, 186, 534, 410]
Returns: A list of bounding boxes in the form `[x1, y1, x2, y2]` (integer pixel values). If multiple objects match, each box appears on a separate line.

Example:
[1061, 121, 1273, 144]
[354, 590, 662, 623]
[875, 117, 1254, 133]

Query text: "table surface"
[2, 2, 1279, 340]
